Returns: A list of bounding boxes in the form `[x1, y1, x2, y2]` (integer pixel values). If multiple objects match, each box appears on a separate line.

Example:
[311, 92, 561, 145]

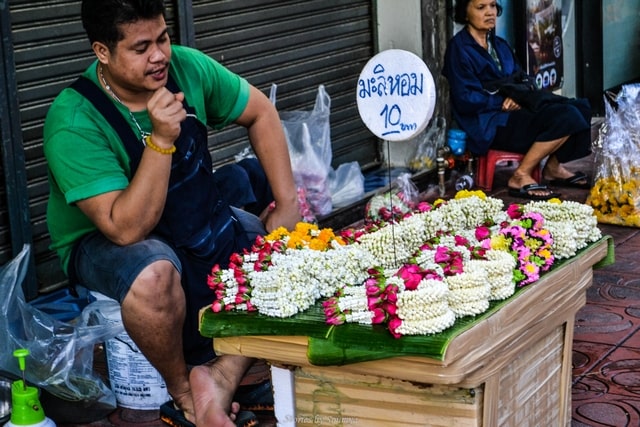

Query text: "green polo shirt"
[44, 45, 250, 273]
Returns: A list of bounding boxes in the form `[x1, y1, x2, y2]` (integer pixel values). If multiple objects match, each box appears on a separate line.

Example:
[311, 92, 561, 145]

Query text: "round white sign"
[356, 49, 436, 141]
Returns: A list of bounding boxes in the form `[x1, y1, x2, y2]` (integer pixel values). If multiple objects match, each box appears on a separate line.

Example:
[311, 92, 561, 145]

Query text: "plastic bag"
[329, 161, 365, 208]
[407, 116, 447, 172]
[0, 245, 122, 422]
[270, 84, 333, 217]
[365, 172, 420, 224]
[232, 146, 317, 223]
[586, 84, 640, 227]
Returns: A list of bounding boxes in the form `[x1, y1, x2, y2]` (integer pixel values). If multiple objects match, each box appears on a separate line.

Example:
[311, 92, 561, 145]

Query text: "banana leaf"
[200, 303, 330, 339]
[200, 290, 520, 364]
[200, 236, 613, 365]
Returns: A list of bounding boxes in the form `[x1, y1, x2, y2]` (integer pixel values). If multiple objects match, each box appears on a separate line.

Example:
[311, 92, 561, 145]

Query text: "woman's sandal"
[507, 183, 560, 200]
[546, 171, 590, 189]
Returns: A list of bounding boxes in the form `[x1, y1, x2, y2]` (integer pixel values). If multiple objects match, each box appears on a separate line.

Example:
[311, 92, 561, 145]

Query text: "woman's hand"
[501, 97, 521, 112]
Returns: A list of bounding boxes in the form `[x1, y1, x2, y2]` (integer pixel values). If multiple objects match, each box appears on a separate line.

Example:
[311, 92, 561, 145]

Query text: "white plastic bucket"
[91, 292, 170, 410]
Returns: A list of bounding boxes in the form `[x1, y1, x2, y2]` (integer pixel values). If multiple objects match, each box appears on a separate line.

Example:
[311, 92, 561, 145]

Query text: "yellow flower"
[265, 226, 289, 242]
[317, 228, 334, 244]
[287, 234, 305, 249]
[308, 239, 326, 251]
[525, 238, 541, 251]
[265, 221, 341, 251]
[294, 222, 316, 236]
[587, 175, 640, 226]
[538, 248, 552, 260]
[454, 189, 486, 200]
[622, 180, 637, 193]
[490, 235, 510, 251]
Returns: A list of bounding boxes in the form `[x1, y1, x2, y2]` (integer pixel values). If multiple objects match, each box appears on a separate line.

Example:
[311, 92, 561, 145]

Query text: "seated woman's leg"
[493, 101, 591, 197]
[508, 137, 568, 198]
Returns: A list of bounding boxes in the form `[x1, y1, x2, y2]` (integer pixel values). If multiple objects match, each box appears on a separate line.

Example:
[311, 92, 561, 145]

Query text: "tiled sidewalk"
[489, 149, 640, 426]
[571, 223, 640, 426]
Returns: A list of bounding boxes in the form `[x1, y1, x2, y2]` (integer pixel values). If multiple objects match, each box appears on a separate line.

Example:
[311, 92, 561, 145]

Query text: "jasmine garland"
[208, 193, 602, 338]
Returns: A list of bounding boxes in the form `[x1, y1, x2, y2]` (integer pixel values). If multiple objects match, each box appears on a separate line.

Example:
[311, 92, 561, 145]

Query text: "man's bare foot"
[171, 389, 196, 423]
[190, 362, 241, 427]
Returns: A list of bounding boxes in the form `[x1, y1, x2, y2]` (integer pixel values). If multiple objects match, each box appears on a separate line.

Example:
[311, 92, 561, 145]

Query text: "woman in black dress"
[442, 0, 592, 199]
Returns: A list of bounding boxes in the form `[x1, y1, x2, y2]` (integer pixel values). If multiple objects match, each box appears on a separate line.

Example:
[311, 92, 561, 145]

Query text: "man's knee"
[127, 259, 183, 305]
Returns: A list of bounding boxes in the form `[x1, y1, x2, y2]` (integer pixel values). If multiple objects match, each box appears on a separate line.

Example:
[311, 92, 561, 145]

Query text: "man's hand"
[261, 200, 301, 233]
[147, 88, 186, 148]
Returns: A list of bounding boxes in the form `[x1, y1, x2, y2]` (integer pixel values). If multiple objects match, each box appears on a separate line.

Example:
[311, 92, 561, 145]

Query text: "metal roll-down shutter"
[191, 0, 379, 170]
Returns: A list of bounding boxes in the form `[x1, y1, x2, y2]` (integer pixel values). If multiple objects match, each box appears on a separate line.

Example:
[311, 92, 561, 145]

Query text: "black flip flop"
[160, 401, 195, 427]
[508, 183, 560, 201]
[547, 171, 590, 189]
[160, 400, 258, 427]
[234, 380, 274, 414]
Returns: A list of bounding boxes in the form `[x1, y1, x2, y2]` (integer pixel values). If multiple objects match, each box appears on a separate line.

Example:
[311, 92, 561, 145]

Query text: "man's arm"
[76, 89, 187, 245]
[235, 85, 300, 232]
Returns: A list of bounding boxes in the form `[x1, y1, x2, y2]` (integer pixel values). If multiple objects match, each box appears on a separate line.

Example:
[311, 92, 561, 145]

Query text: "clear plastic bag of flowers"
[365, 172, 421, 225]
[406, 116, 446, 172]
[587, 83, 640, 227]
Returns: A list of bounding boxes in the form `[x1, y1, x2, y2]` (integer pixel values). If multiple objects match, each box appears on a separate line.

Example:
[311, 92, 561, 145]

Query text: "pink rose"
[383, 302, 397, 316]
[371, 308, 387, 324]
[475, 226, 491, 241]
[388, 317, 403, 338]
[506, 204, 523, 219]
[211, 301, 223, 313]
[396, 264, 423, 290]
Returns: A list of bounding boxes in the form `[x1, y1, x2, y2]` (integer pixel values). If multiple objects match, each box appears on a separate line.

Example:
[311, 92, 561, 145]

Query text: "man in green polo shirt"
[44, 0, 300, 425]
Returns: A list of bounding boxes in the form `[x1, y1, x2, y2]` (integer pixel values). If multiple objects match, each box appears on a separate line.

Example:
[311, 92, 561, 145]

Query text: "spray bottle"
[5, 349, 56, 427]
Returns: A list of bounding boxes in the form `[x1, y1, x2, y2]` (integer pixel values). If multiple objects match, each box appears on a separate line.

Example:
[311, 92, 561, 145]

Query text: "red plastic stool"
[476, 149, 541, 191]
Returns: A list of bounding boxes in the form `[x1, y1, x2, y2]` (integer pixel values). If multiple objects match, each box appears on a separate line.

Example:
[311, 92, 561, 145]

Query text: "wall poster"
[524, 0, 563, 91]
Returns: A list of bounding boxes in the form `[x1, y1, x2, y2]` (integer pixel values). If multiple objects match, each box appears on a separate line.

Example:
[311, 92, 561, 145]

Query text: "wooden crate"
[213, 239, 609, 426]
[294, 367, 482, 426]
[289, 322, 566, 427]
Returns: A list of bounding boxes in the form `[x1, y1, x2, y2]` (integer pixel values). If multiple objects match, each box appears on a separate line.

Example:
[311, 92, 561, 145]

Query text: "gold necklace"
[98, 64, 151, 144]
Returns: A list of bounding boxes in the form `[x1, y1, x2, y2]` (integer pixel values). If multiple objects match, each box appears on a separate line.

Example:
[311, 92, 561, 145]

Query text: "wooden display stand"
[211, 239, 608, 426]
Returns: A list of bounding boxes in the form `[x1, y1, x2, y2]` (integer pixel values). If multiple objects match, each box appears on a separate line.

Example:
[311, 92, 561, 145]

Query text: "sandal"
[234, 380, 274, 414]
[546, 171, 590, 189]
[160, 400, 258, 427]
[508, 183, 560, 200]
[160, 401, 195, 427]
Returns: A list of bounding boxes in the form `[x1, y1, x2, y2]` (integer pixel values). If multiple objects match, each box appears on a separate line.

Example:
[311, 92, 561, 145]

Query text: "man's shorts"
[70, 209, 266, 303]
[71, 231, 182, 303]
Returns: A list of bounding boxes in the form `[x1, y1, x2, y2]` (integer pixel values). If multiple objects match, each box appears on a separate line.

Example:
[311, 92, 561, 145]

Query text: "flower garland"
[392, 279, 455, 337]
[523, 199, 602, 259]
[470, 250, 517, 300]
[265, 221, 345, 250]
[480, 209, 554, 286]
[208, 192, 602, 338]
[587, 172, 640, 227]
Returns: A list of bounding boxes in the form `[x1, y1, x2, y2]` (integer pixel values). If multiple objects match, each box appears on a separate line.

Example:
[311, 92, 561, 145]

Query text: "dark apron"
[70, 76, 252, 364]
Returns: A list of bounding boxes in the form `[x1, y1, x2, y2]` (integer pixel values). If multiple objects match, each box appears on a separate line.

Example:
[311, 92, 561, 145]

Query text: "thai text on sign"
[356, 49, 436, 141]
